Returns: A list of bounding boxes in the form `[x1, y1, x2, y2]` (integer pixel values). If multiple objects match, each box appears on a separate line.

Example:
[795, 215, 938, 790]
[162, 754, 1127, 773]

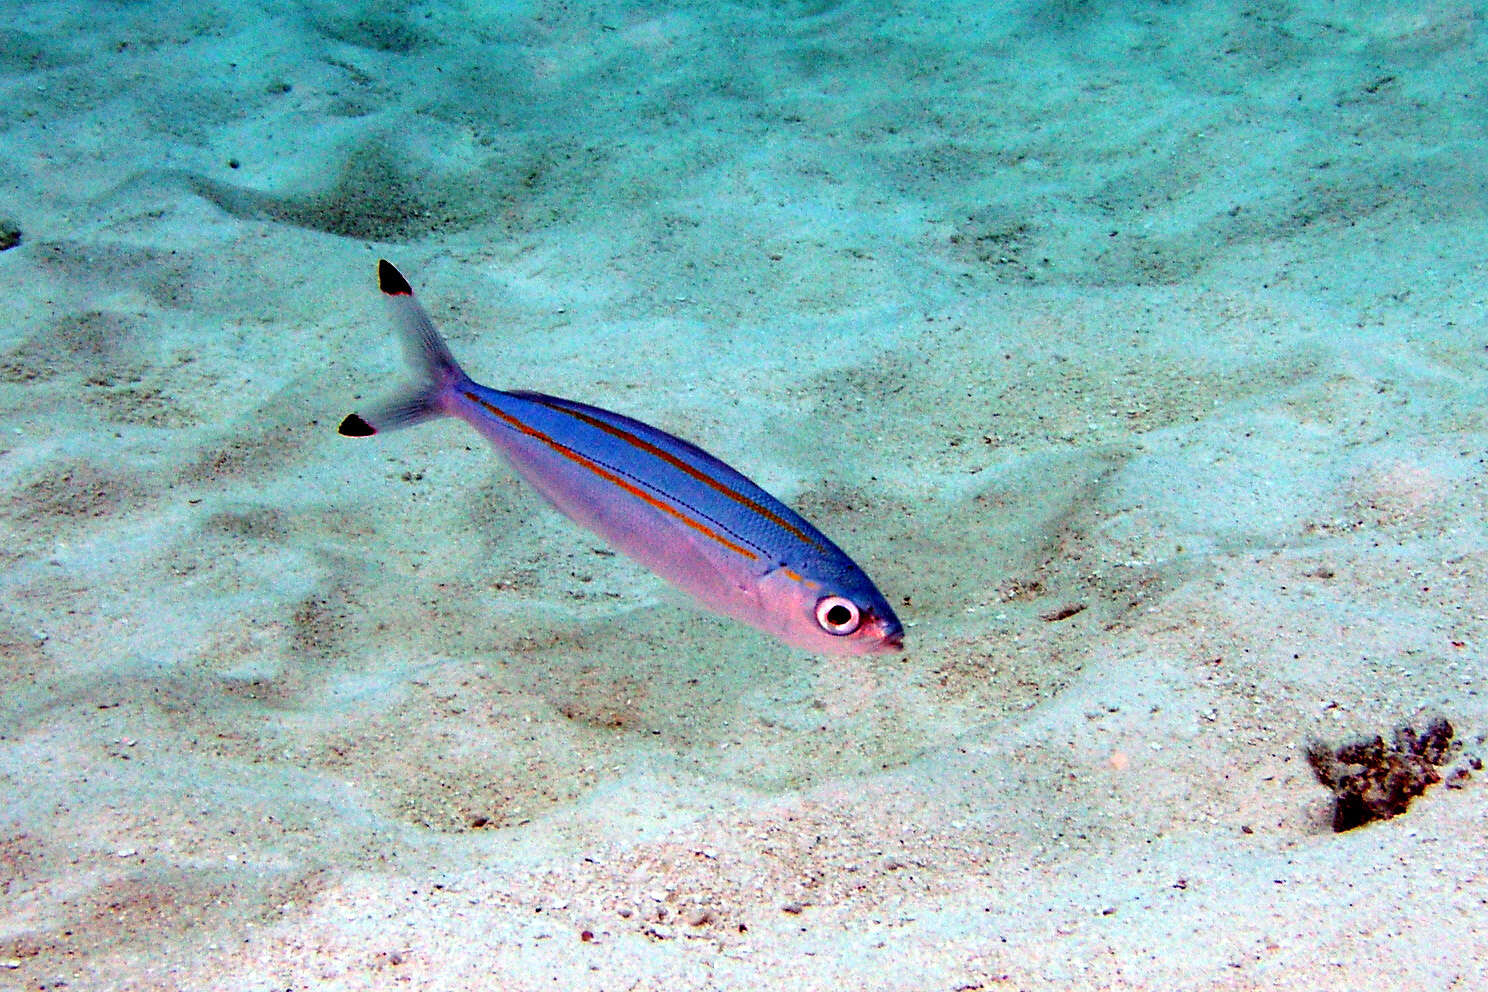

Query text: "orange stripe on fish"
[464, 390, 762, 563]
[522, 395, 829, 554]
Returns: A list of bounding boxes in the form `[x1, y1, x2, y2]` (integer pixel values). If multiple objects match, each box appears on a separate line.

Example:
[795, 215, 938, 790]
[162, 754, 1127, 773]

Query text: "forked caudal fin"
[337, 260, 470, 437]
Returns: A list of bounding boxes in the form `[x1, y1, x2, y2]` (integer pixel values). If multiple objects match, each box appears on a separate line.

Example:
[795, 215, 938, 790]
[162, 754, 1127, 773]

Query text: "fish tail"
[339, 260, 470, 437]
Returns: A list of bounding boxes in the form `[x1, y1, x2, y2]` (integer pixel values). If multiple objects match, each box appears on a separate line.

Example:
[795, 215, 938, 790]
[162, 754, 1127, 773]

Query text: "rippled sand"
[2, 2, 1485, 988]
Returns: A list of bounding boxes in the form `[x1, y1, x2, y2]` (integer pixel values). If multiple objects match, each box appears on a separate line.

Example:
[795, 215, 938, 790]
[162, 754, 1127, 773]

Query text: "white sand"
[2, 1, 1486, 989]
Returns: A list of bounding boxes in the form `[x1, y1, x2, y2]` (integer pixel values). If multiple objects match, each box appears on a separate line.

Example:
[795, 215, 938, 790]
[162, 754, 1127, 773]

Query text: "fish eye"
[814, 596, 862, 636]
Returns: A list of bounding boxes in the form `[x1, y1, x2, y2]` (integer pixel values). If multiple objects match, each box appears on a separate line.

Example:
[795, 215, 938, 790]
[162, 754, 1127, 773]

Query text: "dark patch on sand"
[290, 584, 361, 662]
[185, 431, 296, 483]
[182, 141, 495, 241]
[31, 240, 196, 310]
[2, 461, 157, 532]
[0, 310, 136, 384]
[0, 28, 69, 71]
[0, 615, 48, 691]
[203, 506, 292, 542]
[1306, 718, 1459, 832]
[0, 862, 333, 982]
[0, 306, 199, 432]
[307, 667, 613, 833]
[312, 5, 431, 54]
[797, 322, 1314, 468]
[82, 374, 200, 428]
[548, 671, 649, 731]
[181, 406, 307, 485]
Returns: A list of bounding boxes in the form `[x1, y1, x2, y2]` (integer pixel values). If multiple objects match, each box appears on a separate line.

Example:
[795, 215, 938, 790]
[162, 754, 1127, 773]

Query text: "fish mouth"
[872, 626, 905, 653]
[862, 606, 904, 652]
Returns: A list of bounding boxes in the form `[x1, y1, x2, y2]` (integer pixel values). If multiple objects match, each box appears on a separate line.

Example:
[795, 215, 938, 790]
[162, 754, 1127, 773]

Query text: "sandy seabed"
[2, 1, 1486, 989]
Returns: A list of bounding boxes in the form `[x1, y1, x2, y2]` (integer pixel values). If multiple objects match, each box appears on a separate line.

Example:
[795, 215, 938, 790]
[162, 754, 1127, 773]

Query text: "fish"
[339, 260, 903, 655]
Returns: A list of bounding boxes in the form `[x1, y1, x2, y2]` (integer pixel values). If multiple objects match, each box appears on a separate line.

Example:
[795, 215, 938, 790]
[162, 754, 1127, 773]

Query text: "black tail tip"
[377, 259, 413, 297]
[338, 413, 377, 437]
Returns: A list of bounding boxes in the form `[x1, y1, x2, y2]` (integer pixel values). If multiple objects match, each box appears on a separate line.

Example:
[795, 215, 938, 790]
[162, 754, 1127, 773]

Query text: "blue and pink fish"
[340, 261, 903, 655]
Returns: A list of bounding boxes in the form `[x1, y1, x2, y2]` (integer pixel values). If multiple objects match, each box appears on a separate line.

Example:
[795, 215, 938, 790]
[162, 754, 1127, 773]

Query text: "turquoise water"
[2, 2, 1485, 989]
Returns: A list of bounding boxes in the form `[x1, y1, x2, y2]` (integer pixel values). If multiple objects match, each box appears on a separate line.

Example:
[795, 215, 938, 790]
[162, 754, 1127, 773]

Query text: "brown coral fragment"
[1306, 718, 1456, 832]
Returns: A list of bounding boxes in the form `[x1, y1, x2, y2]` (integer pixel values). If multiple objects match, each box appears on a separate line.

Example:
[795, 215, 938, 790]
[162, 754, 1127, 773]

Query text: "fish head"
[755, 564, 904, 656]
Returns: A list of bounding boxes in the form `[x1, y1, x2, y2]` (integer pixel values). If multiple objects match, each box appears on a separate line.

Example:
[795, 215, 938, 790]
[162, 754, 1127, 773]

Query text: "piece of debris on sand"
[1305, 718, 1460, 833]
